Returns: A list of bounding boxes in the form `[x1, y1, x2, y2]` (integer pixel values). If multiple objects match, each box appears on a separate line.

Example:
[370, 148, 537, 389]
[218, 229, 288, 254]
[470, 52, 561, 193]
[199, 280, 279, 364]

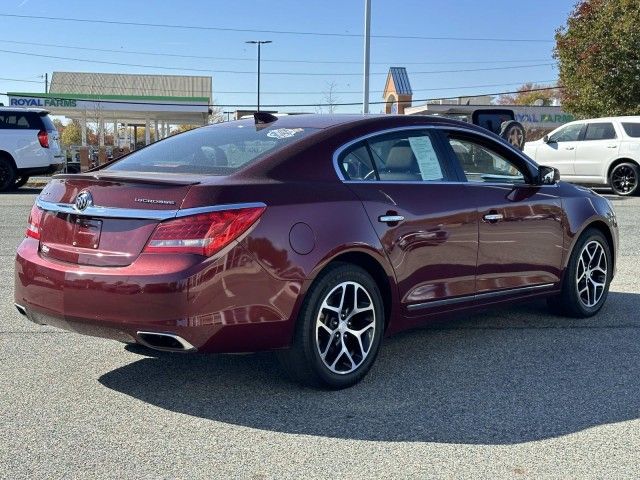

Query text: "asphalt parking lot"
[1, 189, 639, 479]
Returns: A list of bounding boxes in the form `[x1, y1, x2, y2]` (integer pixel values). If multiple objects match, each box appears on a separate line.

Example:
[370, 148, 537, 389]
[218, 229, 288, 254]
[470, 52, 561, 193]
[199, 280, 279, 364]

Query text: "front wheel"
[549, 228, 612, 318]
[0, 158, 16, 192]
[278, 263, 384, 389]
[609, 162, 639, 196]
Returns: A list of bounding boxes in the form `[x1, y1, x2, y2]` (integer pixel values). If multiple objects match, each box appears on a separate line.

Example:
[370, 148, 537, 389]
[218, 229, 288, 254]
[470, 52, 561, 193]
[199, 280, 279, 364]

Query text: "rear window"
[0, 111, 43, 130]
[40, 114, 57, 132]
[474, 112, 514, 134]
[622, 123, 640, 138]
[106, 123, 319, 175]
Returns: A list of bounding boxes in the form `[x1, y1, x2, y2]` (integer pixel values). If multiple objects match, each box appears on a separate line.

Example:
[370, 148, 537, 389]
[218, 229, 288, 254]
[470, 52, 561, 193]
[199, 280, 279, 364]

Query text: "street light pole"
[363, 0, 371, 114]
[246, 40, 272, 112]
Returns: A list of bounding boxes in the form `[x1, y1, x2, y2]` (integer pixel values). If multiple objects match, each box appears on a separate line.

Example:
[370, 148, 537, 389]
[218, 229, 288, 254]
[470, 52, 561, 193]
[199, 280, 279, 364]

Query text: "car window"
[473, 112, 514, 135]
[366, 130, 447, 182]
[447, 136, 526, 184]
[339, 143, 376, 181]
[40, 115, 57, 132]
[584, 122, 616, 141]
[549, 123, 583, 142]
[107, 124, 319, 175]
[621, 123, 640, 138]
[0, 112, 37, 130]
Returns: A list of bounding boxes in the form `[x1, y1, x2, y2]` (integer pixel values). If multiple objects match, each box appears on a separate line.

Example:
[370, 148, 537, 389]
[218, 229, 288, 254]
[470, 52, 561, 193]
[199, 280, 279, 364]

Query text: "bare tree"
[316, 81, 341, 114]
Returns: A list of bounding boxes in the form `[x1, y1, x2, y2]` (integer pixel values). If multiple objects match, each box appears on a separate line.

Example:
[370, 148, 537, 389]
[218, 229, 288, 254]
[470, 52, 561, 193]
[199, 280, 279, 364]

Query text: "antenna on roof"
[254, 111, 278, 125]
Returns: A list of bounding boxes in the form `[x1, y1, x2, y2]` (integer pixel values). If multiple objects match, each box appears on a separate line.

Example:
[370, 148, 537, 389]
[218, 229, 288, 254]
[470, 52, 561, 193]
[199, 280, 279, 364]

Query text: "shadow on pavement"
[2, 188, 43, 195]
[99, 292, 640, 444]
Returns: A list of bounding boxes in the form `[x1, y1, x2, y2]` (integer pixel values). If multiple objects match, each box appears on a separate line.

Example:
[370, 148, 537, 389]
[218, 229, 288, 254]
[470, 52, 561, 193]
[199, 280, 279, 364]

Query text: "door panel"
[574, 123, 619, 177]
[466, 184, 564, 292]
[574, 140, 618, 177]
[348, 183, 478, 307]
[534, 141, 577, 176]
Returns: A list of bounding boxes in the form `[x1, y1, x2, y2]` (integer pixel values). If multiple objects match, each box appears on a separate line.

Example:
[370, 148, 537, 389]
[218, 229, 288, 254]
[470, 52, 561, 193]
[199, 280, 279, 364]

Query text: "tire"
[608, 161, 639, 196]
[14, 176, 29, 189]
[0, 158, 17, 192]
[278, 262, 385, 389]
[499, 120, 526, 150]
[548, 228, 612, 318]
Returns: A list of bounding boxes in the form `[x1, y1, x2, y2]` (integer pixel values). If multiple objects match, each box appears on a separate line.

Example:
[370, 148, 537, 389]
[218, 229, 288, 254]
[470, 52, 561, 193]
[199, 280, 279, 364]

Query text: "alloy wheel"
[315, 281, 376, 375]
[576, 240, 608, 308]
[0, 162, 13, 190]
[611, 164, 637, 194]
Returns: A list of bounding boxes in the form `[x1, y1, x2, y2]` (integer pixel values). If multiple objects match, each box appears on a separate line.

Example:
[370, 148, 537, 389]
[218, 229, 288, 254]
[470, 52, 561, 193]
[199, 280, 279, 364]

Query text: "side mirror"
[538, 165, 560, 185]
[542, 134, 550, 143]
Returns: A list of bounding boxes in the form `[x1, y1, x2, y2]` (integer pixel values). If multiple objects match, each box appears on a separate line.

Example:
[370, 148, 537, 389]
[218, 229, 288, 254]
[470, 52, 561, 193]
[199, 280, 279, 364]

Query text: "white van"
[0, 107, 63, 191]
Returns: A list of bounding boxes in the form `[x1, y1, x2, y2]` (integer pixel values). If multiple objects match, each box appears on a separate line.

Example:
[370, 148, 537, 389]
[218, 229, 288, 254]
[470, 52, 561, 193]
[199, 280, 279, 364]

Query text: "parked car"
[15, 114, 618, 388]
[430, 107, 527, 150]
[0, 107, 63, 191]
[524, 116, 640, 196]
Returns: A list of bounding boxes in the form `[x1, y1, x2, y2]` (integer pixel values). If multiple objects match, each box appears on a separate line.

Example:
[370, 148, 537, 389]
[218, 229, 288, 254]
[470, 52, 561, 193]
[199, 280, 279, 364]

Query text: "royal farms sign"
[9, 96, 77, 108]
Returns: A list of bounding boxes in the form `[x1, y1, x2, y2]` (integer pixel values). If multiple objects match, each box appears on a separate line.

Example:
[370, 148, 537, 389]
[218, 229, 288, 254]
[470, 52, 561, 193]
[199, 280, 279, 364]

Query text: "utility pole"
[246, 40, 272, 112]
[362, 0, 371, 114]
[44, 73, 49, 94]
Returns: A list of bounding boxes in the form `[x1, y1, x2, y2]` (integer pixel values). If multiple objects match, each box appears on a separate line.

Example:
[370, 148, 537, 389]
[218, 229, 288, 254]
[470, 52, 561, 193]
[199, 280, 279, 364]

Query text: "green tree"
[555, 0, 640, 117]
[170, 124, 199, 135]
[496, 83, 559, 106]
[60, 120, 82, 147]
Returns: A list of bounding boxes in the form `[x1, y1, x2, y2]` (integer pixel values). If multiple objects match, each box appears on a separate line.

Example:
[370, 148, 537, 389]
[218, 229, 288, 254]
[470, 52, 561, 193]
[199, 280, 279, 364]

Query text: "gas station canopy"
[7, 71, 213, 146]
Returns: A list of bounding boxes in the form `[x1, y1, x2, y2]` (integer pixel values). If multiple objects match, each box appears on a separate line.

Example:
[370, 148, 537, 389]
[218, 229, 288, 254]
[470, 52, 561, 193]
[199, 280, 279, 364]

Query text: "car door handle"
[483, 213, 504, 223]
[378, 214, 404, 224]
[564, 146, 575, 150]
[607, 145, 618, 148]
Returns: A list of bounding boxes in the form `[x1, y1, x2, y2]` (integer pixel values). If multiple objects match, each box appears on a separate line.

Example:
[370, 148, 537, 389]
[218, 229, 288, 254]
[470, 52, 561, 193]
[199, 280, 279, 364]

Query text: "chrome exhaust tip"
[136, 331, 196, 352]
[14, 303, 27, 316]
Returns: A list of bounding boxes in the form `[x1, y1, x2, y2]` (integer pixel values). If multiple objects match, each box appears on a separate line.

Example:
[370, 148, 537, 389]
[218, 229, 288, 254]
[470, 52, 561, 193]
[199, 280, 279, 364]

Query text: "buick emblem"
[74, 191, 93, 211]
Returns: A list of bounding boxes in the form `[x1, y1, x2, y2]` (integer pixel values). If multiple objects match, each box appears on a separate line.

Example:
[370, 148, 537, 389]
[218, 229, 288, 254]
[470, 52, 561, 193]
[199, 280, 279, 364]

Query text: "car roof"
[568, 115, 640, 124]
[225, 113, 484, 132]
[0, 106, 50, 114]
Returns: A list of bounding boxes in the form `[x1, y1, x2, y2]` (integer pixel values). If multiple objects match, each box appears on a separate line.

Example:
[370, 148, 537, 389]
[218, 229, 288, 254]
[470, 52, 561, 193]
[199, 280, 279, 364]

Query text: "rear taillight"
[37, 130, 49, 148]
[143, 206, 265, 256]
[26, 204, 43, 240]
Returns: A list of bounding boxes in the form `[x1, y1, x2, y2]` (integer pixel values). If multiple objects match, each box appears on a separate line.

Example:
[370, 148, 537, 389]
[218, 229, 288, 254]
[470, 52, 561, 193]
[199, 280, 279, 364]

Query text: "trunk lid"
[37, 173, 199, 267]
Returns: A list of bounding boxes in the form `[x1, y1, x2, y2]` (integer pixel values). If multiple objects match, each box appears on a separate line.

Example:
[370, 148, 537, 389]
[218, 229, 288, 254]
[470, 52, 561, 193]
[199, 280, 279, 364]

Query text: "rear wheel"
[609, 162, 639, 196]
[0, 158, 17, 192]
[548, 228, 612, 317]
[14, 176, 29, 189]
[278, 263, 384, 389]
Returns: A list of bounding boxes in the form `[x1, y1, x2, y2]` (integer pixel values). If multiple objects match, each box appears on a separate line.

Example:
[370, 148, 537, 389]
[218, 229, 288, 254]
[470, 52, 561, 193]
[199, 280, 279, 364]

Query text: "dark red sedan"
[15, 114, 618, 388]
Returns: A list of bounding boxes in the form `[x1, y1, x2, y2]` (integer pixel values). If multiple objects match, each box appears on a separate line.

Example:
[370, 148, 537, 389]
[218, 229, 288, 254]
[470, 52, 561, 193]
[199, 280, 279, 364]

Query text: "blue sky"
[0, 0, 575, 114]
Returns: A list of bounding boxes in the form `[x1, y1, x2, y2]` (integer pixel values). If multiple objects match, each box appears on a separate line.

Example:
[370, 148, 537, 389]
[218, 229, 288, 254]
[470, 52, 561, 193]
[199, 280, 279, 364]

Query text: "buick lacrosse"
[15, 113, 618, 388]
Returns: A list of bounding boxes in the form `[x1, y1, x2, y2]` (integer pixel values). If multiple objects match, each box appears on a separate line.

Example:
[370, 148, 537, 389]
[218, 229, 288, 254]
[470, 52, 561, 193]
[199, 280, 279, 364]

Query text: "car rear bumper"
[14, 238, 299, 353]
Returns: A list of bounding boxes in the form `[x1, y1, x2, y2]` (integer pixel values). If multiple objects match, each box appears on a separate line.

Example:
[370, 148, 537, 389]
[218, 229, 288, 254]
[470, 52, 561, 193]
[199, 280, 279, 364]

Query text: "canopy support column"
[145, 118, 151, 145]
[80, 116, 87, 146]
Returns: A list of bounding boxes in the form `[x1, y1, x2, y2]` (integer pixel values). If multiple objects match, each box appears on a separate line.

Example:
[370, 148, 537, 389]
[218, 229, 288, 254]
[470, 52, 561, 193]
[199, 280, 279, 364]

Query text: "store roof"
[49, 72, 212, 102]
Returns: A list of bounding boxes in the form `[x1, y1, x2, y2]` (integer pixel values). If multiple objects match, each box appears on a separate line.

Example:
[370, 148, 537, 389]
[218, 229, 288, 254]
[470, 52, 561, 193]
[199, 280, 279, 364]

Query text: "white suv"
[524, 116, 640, 196]
[0, 107, 63, 191]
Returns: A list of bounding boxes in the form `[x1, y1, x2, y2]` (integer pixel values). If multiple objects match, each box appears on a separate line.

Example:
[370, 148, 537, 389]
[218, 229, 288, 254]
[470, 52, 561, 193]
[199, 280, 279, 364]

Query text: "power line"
[0, 38, 552, 66]
[0, 13, 554, 43]
[0, 76, 557, 96]
[0, 48, 555, 76]
[0, 86, 562, 109]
